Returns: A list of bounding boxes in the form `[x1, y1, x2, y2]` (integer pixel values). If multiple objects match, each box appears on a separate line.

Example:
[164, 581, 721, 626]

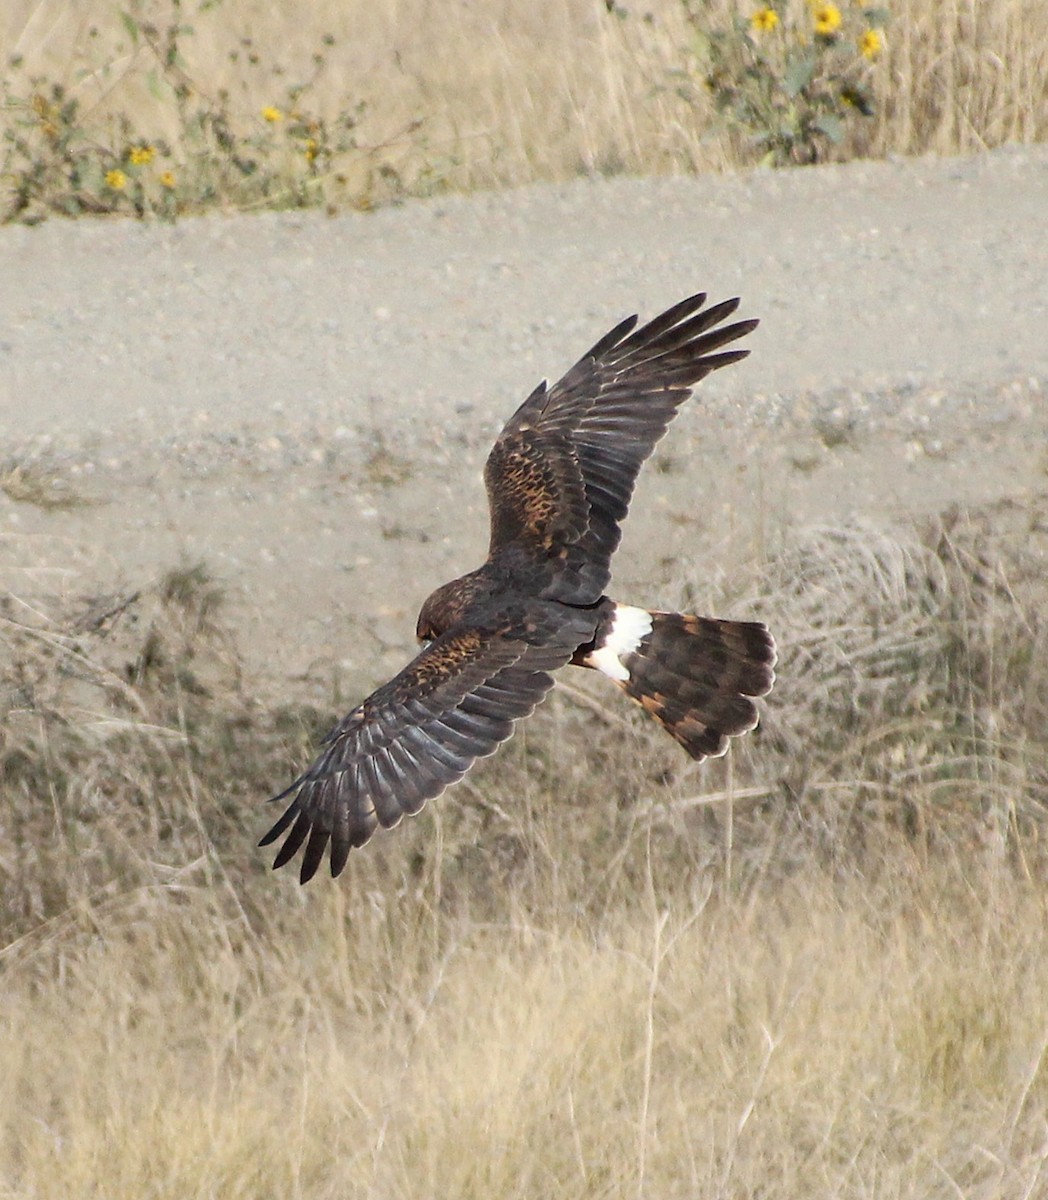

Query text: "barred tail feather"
[581, 605, 776, 760]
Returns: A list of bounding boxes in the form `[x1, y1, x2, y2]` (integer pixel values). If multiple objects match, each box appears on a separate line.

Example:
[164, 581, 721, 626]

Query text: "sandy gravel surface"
[2, 145, 1046, 696]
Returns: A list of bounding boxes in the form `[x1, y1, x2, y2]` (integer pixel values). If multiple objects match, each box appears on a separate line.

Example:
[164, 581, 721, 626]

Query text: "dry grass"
[2, 0, 1046, 218]
[2, 501, 1047, 1196]
[873, 0, 1048, 154]
[3, 871, 1046, 1198]
[0, 457, 88, 511]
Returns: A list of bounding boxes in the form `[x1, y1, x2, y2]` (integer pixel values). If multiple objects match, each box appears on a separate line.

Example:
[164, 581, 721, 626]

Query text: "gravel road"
[1, 145, 1046, 692]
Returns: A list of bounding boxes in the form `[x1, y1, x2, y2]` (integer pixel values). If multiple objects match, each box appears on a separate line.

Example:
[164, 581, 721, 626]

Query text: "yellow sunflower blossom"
[812, 4, 842, 35]
[859, 29, 883, 59]
[751, 8, 779, 33]
[261, 105, 284, 123]
[105, 168, 127, 191]
[129, 144, 155, 166]
[159, 170, 176, 189]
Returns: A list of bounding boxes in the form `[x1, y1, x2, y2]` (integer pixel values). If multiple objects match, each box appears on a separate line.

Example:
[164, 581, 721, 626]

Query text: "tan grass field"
[2, 0, 1047, 212]
[3, 860, 1046, 1197]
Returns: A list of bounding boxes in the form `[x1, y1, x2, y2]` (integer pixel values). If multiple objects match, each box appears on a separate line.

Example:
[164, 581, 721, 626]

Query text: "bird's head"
[416, 569, 490, 644]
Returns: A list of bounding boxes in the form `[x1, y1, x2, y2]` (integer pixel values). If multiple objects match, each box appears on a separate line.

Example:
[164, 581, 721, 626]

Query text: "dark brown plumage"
[261, 292, 776, 882]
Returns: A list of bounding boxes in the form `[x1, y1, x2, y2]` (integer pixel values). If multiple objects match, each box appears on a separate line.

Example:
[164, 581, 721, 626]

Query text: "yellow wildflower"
[261, 105, 284, 123]
[105, 169, 127, 191]
[159, 170, 176, 189]
[751, 8, 779, 33]
[812, 4, 842, 35]
[129, 144, 155, 166]
[305, 137, 319, 163]
[859, 29, 883, 59]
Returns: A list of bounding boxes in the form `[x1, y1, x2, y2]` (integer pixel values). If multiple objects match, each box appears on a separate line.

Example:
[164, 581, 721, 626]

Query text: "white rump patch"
[584, 604, 653, 682]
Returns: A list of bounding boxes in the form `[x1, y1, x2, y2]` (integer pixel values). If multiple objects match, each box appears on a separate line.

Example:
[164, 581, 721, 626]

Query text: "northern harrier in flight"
[262, 292, 776, 882]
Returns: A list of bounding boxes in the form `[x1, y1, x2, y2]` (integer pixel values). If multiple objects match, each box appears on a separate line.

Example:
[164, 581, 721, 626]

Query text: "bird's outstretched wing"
[484, 293, 757, 603]
[260, 602, 595, 882]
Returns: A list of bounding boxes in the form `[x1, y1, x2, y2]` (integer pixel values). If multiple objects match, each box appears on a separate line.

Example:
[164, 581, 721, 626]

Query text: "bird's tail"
[575, 603, 776, 759]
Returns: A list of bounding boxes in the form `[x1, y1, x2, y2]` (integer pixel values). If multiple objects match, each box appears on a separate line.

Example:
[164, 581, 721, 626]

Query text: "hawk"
[261, 292, 776, 882]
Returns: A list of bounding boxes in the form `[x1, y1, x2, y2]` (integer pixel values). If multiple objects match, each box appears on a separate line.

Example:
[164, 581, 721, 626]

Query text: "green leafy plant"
[683, 2, 890, 165]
